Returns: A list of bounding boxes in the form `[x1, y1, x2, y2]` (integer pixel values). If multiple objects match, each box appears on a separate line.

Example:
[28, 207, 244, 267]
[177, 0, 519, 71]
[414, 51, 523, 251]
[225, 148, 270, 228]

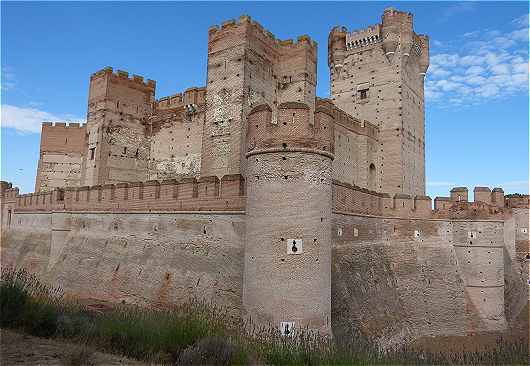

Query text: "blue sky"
[1, 1, 528, 199]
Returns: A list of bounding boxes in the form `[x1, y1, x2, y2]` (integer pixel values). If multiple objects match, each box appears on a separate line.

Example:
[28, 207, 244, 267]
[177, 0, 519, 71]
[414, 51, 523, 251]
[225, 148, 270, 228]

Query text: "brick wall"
[35, 122, 87, 192]
[329, 8, 429, 196]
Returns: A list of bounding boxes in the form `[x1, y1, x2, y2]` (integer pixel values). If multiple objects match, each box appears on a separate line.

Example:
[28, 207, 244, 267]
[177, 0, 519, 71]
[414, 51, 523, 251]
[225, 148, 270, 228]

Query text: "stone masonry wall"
[35, 123, 86, 193]
[332, 213, 513, 348]
[1, 211, 245, 313]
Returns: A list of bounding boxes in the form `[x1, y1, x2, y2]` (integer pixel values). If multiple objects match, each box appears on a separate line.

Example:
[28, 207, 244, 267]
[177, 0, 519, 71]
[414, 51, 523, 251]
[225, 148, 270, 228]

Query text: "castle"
[1, 9, 528, 345]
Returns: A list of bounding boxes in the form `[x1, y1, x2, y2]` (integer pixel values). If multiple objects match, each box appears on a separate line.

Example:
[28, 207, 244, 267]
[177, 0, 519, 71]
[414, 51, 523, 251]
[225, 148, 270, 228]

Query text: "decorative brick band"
[246, 147, 334, 160]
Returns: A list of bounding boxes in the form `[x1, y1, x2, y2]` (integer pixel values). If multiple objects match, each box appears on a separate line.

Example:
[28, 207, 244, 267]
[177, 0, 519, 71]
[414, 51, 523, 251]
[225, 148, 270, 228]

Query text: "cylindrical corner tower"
[243, 102, 334, 335]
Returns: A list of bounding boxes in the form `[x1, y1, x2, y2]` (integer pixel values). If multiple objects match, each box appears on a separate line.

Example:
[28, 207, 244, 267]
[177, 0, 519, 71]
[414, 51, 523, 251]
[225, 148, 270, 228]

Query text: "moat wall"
[1, 211, 245, 314]
[1, 207, 525, 344]
[330, 213, 523, 348]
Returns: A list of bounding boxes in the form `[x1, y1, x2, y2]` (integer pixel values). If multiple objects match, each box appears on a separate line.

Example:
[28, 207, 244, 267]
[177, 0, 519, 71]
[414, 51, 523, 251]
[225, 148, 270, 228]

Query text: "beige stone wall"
[84, 68, 155, 186]
[36, 153, 84, 192]
[147, 109, 204, 180]
[1, 211, 245, 313]
[35, 123, 87, 193]
[332, 214, 512, 348]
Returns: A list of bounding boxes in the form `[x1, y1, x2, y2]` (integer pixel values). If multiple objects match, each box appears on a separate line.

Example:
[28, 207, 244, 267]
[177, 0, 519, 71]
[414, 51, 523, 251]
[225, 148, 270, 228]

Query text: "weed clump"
[1, 266, 528, 365]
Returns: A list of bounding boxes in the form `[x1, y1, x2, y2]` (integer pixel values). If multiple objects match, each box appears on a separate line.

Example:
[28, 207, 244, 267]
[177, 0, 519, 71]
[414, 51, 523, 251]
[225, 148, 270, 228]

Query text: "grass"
[0, 267, 527, 365]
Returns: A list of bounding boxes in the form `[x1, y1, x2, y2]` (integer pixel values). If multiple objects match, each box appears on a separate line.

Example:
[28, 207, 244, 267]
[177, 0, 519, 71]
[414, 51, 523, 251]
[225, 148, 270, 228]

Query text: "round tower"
[243, 102, 334, 335]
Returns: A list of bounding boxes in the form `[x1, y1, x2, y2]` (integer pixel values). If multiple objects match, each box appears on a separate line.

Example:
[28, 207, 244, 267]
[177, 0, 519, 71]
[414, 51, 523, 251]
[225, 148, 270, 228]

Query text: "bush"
[0, 268, 61, 337]
[0, 277, 29, 327]
[22, 297, 60, 337]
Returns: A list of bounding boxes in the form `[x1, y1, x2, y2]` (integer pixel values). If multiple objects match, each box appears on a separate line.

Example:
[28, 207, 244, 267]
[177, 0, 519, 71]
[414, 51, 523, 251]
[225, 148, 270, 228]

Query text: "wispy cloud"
[437, 2, 477, 23]
[1, 104, 84, 133]
[426, 13, 529, 106]
[1, 66, 16, 91]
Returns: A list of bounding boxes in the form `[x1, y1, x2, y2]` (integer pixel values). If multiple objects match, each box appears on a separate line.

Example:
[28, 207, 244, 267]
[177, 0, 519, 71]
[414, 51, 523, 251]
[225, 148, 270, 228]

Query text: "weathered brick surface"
[201, 16, 317, 179]
[329, 8, 428, 196]
[35, 123, 86, 192]
[244, 102, 333, 334]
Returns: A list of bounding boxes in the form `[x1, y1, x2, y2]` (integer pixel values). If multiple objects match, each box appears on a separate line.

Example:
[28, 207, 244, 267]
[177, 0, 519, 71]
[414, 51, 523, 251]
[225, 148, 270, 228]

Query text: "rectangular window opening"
[360, 89, 368, 100]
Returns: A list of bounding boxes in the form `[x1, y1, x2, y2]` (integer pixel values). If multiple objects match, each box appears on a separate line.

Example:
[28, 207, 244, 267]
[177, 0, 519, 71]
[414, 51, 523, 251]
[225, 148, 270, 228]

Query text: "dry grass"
[1, 267, 527, 365]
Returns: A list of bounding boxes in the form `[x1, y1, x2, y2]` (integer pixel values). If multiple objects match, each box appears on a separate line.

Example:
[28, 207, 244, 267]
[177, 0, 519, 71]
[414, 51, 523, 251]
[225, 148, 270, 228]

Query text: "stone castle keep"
[1, 9, 528, 344]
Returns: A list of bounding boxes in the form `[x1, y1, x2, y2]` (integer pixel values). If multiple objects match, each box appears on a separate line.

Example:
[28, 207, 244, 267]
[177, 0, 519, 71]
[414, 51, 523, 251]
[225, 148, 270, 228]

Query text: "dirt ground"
[0, 329, 150, 366]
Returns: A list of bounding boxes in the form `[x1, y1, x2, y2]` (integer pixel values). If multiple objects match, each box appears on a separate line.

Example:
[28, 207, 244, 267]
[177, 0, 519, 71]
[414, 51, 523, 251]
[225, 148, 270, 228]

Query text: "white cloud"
[465, 65, 485, 75]
[512, 13, 529, 28]
[0, 104, 85, 133]
[426, 13, 529, 106]
[1, 66, 16, 91]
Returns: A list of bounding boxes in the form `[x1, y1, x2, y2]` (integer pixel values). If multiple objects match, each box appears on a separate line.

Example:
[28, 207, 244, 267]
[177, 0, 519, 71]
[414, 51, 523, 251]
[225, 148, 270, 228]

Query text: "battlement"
[246, 101, 334, 158]
[156, 87, 206, 110]
[208, 15, 317, 54]
[333, 182, 513, 219]
[505, 194, 529, 208]
[41, 121, 85, 128]
[11, 175, 245, 213]
[434, 186, 507, 211]
[90, 66, 156, 90]
[345, 24, 381, 51]
[39, 121, 87, 155]
[0, 181, 18, 200]
[329, 7, 422, 66]
[382, 7, 413, 26]
[333, 180, 433, 218]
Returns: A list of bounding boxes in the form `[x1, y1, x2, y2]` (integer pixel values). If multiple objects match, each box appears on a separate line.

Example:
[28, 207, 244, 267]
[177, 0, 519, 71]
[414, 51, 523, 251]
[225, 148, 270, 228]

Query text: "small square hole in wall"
[337, 227, 343, 237]
[279, 321, 295, 336]
[521, 228, 528, 234]
[353, 228, 359, 237]
[287, 239, 303, 255]
[468, 231, 478, 239]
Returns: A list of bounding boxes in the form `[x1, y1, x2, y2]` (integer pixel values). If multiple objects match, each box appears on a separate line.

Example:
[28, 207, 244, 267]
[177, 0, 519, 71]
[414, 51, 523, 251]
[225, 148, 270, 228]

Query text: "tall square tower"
[328, 8, 429, 195]
[84, 68, 155, 186]
[201, 16, 317, 178]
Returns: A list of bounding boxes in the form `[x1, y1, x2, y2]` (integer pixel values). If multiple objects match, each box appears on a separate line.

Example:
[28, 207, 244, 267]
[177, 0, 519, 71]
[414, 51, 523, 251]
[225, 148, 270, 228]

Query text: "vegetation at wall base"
[0, 267, 527, 365]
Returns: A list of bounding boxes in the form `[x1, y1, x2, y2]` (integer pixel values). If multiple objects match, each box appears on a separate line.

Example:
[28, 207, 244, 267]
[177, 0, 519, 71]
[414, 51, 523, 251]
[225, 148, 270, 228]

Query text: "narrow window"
[89, 147, 96, 160]
[360, 89, 368, 100]
[7, 209, 12, 227]
[123, 147, 127, 155]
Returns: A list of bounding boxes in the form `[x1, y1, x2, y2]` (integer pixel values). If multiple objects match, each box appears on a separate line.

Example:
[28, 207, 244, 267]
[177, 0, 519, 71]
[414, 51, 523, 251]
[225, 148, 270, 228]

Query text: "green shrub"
[22, 297, 60, 337]
[0, 277, 29, 327]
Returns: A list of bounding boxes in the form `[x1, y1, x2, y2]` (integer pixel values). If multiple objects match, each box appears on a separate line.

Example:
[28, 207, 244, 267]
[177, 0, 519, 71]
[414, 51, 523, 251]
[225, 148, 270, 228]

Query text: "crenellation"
[474, 186, 492, 204]
[450, 186, 468, 202]
[3, 8, 527, 346]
